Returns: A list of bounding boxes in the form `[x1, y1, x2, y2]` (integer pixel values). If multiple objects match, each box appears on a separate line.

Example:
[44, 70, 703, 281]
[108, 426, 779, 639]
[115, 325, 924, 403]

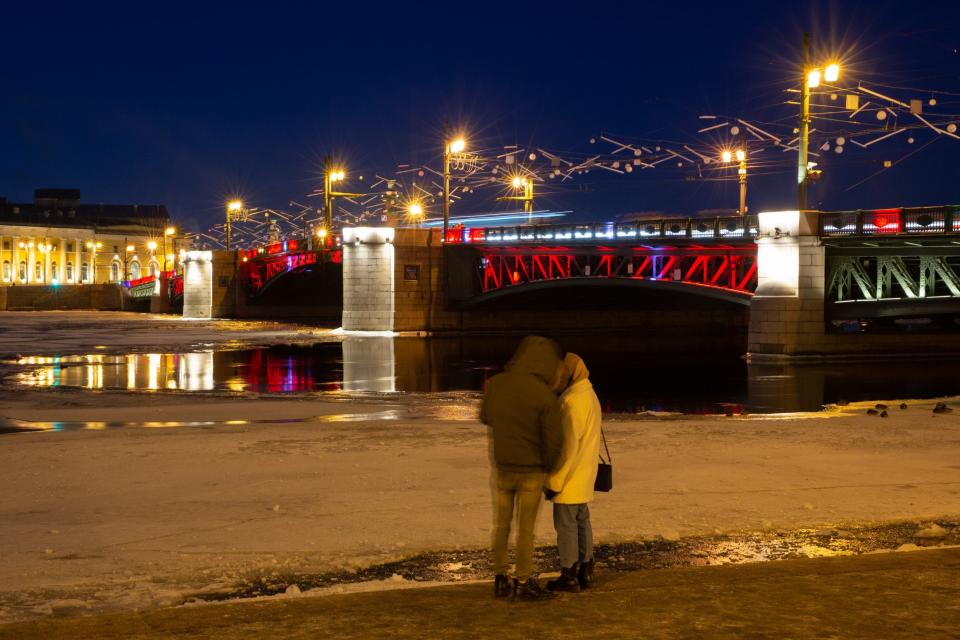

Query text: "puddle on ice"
[0, 410, 408, 434]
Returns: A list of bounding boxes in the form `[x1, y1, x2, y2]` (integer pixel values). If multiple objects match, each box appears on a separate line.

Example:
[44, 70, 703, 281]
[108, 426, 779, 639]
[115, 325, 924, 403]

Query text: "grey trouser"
[553, 503, 593, 569]
[493, 470, 544, 580]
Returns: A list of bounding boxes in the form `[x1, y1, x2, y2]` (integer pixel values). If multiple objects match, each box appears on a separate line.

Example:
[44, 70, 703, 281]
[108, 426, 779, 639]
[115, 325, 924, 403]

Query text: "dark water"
[8, 336, 960, 414]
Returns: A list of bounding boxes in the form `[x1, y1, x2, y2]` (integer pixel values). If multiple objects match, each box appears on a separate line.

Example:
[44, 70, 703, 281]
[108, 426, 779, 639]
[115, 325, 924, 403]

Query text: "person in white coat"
[544, 352, 602, 592]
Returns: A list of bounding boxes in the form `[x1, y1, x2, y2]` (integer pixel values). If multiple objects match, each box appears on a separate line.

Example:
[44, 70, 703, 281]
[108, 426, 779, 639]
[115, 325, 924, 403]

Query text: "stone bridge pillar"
[747, 210, 828, 358]
[342, 227, 396, 331]
[341, 227, 459, 333]
[182, 250, 238, 318]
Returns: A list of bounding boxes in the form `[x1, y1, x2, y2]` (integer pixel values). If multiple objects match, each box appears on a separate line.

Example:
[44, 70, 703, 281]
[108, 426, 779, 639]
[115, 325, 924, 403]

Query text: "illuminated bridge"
[442, 216, 759, 307]
[182, 204, 960, 358]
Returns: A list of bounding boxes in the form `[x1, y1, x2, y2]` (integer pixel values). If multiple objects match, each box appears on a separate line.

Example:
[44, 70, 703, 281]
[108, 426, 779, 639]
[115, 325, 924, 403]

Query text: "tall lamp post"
[797, 33, 840, 210]
[322, 158, 363, 234]
[498, 175, 535, 216]
[722, 148, 748, 215]
[147, 240, 157, 277]
[85, 241, 102, 284]
[442, 135, 465, 239]
[163, 226, 176, 272]
[226, 200, 244, 251]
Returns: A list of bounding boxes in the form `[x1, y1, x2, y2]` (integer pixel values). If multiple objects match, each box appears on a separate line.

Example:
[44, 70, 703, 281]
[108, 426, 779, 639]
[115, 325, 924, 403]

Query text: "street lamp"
[163, 227, 176, 272]
[498, 174, 535, 215]
[37, 242, 51, 284]
[85, 241, 102, 283]
[407, 201, 424, 227]
[443, 134, 466, 239]
[721, 148, 749, 215]
[226, 199, 244, 250]
[798, 33, 840, 210]
[322, 158, 363, 234]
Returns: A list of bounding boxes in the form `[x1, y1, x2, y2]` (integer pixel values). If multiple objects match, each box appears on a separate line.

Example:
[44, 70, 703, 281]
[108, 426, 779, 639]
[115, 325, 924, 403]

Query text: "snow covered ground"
[0, 312, 958, 622]
[1, 389, 959, 621]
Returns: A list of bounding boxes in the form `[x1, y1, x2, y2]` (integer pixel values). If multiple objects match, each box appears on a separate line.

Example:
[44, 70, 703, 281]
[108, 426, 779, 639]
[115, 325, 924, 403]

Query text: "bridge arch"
[459, 276, 753, 309]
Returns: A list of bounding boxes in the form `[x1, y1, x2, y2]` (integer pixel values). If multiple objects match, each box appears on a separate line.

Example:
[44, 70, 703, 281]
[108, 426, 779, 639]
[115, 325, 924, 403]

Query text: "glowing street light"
[225, 199, 244, 250]
[720, 150, 733, 164]
[124, 244, 135, 280]
[408, 202, 424, 218]
[500, 174, 535, 215]
[85, 241, 103, 283]
[322, 157, 363, 234]
[443, 132, 467, 238]
[147, 241, 157, 251]
[798, 33, 841, 209]
[162, 227, 177, 272]
[824, 63, 840, 83]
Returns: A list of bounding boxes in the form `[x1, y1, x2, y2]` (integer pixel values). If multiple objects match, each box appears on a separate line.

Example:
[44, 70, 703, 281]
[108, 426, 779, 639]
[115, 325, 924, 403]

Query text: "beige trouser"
[492, 470, 545, 580]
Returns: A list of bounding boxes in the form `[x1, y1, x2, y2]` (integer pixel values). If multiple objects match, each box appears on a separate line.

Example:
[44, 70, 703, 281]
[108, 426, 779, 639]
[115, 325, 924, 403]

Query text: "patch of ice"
[915, 523, 949, 538]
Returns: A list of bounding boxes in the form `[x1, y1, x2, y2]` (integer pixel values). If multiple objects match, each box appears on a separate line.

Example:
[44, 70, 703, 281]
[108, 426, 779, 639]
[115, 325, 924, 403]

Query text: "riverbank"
[1, 388, 959, 623]
[3, 547, 958, 639]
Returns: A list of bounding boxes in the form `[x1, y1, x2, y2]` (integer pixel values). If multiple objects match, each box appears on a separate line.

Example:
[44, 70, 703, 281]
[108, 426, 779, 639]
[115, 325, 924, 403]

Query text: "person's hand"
[543, 488, 558, 501]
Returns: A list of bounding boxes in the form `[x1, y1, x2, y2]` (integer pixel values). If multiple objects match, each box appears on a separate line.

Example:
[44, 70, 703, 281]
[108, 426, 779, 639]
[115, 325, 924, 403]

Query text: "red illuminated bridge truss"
[478, 246, 758, 302]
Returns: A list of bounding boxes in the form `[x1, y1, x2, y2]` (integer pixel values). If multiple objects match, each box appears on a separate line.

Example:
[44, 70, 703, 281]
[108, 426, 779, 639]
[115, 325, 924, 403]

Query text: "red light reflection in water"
[243, 350, 341, 393]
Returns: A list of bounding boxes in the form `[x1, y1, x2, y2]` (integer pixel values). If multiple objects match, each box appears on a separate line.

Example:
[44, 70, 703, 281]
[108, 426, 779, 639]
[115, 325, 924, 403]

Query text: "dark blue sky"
[2, 1, 959, 231]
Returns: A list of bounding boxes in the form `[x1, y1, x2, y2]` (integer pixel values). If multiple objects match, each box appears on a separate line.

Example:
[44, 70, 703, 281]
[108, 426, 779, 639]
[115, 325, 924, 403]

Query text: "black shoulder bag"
[594, 426, 613, 492]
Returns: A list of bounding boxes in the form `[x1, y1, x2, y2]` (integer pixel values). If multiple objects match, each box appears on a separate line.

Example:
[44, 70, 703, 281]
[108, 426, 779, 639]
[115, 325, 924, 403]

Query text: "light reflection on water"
[15, 353, 216, 392]
[0, 409, 409, 434]
[11, 337, 960, 414]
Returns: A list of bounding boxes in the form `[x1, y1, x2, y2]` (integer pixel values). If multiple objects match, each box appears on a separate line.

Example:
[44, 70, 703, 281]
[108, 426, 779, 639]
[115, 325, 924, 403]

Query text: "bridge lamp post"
[443, 137, 466, 239]
[798, 33, 840, 210]
[498, 175, 535, 217]
[163, 227, 176, 272]
[721, 148, 749, 215]
[226, 199, 244, 251]
[322, 162, 363, 234]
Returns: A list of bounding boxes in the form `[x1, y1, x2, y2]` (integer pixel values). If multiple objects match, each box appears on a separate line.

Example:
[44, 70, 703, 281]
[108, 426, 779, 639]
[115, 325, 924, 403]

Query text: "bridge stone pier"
[747, 210, 828, 358]
[341, 227, 456, 333]
[747, 208, 960, 359]
[183, 250, 239, 318]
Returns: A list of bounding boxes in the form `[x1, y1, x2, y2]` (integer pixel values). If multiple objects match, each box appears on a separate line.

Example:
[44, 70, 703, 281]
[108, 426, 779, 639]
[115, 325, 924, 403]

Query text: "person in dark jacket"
[480, 336, 567, 600]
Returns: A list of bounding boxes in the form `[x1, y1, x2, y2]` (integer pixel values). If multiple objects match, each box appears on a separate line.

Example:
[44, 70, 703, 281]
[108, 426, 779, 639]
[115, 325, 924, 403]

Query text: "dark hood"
[505, 336, 562, 384]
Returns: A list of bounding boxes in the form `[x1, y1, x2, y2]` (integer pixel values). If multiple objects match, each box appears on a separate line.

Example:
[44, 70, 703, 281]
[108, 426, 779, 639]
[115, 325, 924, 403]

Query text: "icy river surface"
[9, 336, 960, 414]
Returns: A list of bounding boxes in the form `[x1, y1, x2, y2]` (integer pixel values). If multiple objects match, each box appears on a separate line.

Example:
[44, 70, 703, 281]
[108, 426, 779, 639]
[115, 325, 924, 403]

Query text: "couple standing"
[480, 336, 603, 600]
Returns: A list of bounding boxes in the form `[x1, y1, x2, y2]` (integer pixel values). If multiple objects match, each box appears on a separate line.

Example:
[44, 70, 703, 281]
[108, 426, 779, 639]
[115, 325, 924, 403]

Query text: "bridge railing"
[819, 205, 960, 238]
[444, 216, 758, 244]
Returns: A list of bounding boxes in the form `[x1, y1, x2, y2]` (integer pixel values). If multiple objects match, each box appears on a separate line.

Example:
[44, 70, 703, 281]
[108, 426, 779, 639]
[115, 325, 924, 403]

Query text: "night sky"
[2, 1, 959, 231]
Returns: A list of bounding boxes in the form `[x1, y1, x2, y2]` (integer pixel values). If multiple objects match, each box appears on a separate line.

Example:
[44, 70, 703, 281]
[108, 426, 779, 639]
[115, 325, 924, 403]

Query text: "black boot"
[546, 562, 581, 593]
[578, 559, 594, 589]
[494, 574, 511, 598]
[512, 577, 557, 601]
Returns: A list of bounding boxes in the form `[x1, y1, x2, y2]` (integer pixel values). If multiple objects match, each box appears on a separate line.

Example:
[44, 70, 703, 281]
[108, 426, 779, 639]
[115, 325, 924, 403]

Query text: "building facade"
[0, 189, 176, 286]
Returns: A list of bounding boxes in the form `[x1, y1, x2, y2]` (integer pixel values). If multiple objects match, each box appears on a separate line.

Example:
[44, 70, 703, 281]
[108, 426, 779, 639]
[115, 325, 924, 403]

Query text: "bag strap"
[599, 425, 611, 464]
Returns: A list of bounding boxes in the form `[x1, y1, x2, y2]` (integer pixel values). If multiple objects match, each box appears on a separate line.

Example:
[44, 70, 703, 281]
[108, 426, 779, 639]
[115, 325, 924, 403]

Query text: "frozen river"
[0, 312, 958, 622]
